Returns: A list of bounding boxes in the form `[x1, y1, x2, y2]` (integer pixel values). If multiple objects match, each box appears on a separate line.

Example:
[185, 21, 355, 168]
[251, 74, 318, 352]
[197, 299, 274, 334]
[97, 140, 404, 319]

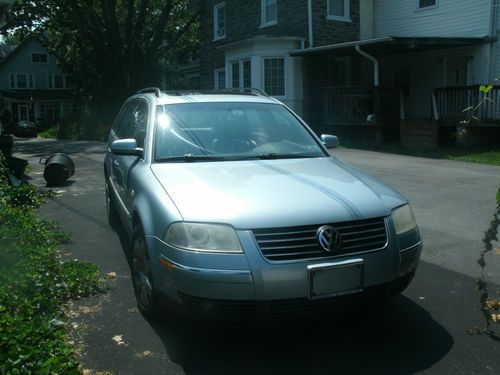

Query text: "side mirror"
[110, 139, 144, 157]
[321, 134, 339, 149]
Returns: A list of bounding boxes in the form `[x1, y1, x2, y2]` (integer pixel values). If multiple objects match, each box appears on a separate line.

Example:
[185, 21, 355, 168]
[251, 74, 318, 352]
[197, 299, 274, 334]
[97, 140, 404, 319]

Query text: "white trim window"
[214, 68, 226, 89]
[40, 102, 62, 122]
[417, 0, 437, 10]
[327, 0, 350, 22]
[231, 61, 240, 88]
[9, 73, 35, 89]
[32, 52, 48, 64]
[230, 60, 252, 89]
[48, 74, 68, 89]
[264, 58, 285, 97]
[213, 3, 226, 40]
[261, 0, 277, 28]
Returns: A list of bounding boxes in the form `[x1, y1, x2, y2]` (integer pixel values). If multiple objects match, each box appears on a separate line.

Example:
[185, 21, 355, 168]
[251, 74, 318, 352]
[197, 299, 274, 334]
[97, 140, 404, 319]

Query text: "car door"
[112, 99, 149, 217]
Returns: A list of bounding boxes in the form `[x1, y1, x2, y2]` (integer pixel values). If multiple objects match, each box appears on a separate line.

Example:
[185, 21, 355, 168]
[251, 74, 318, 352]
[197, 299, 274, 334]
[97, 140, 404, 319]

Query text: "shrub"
[0, 172, 101, 373]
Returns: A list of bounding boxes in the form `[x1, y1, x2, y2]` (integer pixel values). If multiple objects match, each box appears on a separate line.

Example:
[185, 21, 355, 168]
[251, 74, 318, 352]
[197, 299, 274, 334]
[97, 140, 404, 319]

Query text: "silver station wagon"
[104, 88, 422, 319]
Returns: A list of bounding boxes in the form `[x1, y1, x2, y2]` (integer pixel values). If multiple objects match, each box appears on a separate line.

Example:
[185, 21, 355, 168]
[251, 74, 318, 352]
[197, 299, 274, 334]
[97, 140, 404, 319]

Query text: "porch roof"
[290, 36, 488, 57]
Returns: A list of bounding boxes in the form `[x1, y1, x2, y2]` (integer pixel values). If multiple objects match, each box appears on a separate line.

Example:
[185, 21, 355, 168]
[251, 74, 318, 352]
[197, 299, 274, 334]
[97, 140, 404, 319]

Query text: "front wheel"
[131, 227, 161, 318]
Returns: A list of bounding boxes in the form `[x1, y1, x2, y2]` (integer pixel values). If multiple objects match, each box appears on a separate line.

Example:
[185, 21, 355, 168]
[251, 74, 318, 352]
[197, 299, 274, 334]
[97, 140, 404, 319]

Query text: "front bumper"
[150, 225, 422, 315]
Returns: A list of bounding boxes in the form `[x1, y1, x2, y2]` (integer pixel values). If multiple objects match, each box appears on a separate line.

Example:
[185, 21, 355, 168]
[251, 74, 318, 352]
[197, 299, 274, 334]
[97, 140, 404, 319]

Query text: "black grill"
[176, 273, 415, 320]
[252, 217, 387, 261]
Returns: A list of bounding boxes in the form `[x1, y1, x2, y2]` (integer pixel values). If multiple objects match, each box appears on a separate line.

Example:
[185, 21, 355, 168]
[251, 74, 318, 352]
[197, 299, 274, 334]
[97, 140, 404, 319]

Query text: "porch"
[317, 85, 500, 147]
[434, 85, 500, 145]
[320, 86, 401, 144]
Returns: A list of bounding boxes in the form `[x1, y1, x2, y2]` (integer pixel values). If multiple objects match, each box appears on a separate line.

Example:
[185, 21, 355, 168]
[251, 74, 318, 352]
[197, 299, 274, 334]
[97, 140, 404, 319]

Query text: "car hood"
[150, 157, 407, 229]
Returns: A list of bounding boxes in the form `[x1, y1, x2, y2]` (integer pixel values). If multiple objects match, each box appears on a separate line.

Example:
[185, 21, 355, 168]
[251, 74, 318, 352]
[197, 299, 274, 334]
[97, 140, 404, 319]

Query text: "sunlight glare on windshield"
[157, 112, 171, 129]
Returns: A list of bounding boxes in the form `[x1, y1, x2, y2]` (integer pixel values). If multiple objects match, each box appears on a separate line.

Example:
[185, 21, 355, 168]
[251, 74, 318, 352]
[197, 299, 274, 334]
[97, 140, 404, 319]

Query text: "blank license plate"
[308, 260, 364, 299]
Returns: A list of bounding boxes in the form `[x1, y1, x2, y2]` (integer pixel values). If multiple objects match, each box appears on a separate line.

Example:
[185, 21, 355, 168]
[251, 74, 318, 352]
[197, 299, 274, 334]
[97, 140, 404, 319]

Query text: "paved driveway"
[10, 138, 500, 374]
[333, 148, 500, 284]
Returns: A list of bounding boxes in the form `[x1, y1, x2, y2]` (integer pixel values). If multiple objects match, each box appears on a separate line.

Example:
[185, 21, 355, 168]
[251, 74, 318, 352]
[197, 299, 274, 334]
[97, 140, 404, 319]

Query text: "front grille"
[252, 217, 387, 261]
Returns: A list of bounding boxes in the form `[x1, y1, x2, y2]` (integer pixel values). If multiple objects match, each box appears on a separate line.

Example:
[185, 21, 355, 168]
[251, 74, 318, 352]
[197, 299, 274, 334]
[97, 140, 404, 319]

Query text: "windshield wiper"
[257, 153, 318, 160]
[156, 154, 226, 163]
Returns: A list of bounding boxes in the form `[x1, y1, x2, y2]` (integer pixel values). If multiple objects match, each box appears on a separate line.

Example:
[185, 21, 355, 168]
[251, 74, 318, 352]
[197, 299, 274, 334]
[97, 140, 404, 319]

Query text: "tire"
[131, 226, 161, 319]
[105, 181, 119, 227]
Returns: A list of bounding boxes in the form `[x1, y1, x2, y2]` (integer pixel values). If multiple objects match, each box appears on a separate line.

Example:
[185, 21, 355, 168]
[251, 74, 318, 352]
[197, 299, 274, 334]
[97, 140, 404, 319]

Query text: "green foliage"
[0, 176, 101, 372]
[38, 112, 111, 141]
[474, 187, 500, 341]
[1, 0, 200, 116]
[446, 149, 500, 166]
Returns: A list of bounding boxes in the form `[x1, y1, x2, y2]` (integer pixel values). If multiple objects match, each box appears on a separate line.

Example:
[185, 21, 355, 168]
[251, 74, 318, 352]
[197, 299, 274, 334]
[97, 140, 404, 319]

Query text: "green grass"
[446, 149, 500, 166]
[0, 171, 101, 373]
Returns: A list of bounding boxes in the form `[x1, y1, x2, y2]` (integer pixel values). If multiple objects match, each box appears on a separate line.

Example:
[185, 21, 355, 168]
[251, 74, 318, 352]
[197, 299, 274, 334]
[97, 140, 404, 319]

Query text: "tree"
[1, 0, 200, 118]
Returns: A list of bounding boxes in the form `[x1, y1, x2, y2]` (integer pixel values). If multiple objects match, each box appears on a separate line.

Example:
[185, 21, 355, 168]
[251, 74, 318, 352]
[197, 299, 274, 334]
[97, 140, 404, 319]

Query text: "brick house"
[196, 0, 500, 146]
[198, 0, 359, 117]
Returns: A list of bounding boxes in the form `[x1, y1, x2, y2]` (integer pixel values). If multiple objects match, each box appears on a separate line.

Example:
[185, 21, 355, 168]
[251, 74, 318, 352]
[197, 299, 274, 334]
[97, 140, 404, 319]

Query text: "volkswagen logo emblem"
[316, 225, 342, 252]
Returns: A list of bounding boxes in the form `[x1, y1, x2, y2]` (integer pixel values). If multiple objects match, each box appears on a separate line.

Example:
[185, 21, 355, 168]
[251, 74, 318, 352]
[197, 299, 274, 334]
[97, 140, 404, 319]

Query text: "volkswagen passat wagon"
[104, 88, 421, 319]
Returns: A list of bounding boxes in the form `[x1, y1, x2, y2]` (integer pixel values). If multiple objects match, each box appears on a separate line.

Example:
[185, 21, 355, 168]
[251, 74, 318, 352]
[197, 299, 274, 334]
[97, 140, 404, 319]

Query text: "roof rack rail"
[245, 88, 270, 97]
[136, 87, 162, 98]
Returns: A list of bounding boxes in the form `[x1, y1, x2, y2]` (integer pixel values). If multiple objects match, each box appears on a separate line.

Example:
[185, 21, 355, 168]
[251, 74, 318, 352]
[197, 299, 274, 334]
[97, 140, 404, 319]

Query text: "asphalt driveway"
[10, 137, 500, 374]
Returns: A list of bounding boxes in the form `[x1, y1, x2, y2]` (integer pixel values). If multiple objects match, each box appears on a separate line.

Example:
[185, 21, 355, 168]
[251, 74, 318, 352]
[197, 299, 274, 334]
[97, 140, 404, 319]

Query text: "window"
[213, 3, 226, 40]
[39, 102, 62, 122]
[264, 58, 285, 96]
[214, 69, 226, 89]
[261, 0, 277, 27]
[32, 53, 48, 63]
[417, 0, 437, 9]
[243, 60, 251, 88]
[9, 73, 34, 89]
[327, 0, 350, 21]
[230, 60, 252, 89]
[48, 75, 68, 89]
[231, 61, 240, 89]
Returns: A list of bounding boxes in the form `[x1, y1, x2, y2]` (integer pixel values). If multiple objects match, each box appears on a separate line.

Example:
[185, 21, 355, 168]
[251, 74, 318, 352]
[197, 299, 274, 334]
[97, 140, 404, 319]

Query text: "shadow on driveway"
[148, 297, 452, 374]
[112, 221, 453, 374]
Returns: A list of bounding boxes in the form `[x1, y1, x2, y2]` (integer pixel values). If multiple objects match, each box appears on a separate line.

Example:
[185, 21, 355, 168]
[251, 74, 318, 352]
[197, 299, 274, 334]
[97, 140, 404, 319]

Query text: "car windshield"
[154, 102, 326, 162]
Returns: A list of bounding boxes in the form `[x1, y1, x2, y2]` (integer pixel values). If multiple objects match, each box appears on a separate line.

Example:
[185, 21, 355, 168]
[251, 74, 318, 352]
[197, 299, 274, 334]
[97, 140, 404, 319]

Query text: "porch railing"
[321, 86, 400, 126]
[434, 85, 500, 124]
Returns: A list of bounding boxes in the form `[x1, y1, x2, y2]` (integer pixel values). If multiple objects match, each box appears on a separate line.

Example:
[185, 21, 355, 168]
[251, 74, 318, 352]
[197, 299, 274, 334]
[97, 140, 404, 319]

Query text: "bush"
[38, 111, 110, 142]
[0, 172, 101, 373]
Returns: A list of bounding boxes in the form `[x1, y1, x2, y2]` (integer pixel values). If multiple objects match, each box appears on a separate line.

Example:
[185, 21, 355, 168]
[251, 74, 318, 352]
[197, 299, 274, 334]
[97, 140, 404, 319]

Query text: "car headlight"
[165, 222, 243, 253]
[391, 204, 417, 235]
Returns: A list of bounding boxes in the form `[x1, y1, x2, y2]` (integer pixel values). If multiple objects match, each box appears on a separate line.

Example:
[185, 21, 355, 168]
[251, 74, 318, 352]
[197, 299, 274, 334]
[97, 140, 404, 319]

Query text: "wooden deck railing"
[434, 85, 500, 124]
[321, 86, 400, 126]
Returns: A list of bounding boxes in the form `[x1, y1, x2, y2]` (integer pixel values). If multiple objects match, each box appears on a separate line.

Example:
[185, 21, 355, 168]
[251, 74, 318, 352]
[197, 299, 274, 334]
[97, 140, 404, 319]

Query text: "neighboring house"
[0, 37, 77, 128]
[196, 0, 500, 146]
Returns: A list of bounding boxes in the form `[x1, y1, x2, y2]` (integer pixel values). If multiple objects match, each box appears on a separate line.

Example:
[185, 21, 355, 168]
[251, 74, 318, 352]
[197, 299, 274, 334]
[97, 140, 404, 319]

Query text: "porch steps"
[400, 120, 438, 148]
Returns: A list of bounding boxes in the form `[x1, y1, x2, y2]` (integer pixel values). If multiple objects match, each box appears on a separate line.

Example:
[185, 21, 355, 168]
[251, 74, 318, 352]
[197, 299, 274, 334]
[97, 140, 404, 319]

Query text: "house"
[196, 0, 500, 146]
[0, 37, 78, 130]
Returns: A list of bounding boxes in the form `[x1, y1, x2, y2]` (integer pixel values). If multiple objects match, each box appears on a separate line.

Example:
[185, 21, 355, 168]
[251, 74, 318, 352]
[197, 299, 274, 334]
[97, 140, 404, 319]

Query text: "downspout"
[488, 0, 499, 82]
[307, 0, 313, 47]
[355, 45, 379, 86]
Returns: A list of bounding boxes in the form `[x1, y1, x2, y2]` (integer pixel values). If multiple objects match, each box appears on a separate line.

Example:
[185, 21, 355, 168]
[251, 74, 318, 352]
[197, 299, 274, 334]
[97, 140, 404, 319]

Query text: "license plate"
[307, 259, 364, 299]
